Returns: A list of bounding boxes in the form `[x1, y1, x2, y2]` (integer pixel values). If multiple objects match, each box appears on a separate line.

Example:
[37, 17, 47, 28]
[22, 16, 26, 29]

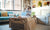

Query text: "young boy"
[26, 6, 31, 16]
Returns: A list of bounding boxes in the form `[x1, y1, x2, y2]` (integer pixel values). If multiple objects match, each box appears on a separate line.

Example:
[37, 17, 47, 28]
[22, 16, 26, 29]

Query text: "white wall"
[32, 6, 50, 24]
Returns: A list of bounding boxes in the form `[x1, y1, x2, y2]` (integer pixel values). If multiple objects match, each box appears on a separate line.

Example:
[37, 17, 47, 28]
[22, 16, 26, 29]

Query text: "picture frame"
[37, 1, 42, 7]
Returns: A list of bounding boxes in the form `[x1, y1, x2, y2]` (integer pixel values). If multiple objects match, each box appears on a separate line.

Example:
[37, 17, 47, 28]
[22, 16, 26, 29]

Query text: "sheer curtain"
[14, 0, 22, 10]
[0, 0, 1, 9]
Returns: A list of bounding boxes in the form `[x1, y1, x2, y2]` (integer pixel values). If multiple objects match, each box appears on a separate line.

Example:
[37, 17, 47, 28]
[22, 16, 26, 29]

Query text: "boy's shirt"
[25, 10, 31, 16]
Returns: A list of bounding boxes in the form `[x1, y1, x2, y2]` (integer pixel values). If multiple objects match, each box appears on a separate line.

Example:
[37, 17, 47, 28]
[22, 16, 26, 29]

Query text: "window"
[0, 0, 22, 10]
[2, 0, 4, 9]
[14, 0, 22, 10]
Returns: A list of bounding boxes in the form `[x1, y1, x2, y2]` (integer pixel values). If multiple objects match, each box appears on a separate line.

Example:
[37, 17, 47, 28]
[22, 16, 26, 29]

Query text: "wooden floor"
[35, 24, 49, 30]
[0, 24, 49, 30]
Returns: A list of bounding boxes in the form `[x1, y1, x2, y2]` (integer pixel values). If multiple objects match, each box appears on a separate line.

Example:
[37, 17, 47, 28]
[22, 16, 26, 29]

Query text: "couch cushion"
[7, 12, 13, 16]
[0, 17, 10, 20]
[1, 12, 8, 17]
[21, 12, 26, 16]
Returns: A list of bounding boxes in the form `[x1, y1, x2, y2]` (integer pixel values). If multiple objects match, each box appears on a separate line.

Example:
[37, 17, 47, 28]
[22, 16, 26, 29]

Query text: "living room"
[0, 0, 50, 30]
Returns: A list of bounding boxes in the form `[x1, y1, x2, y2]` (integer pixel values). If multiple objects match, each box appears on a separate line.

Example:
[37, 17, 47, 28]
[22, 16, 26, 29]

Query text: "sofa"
[0, 11, 13, 22]
[0, 11, 27, 22]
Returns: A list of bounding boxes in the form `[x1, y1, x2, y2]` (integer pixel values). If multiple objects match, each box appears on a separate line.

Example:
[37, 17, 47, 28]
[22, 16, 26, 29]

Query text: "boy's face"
[28, 9, 31, 11]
